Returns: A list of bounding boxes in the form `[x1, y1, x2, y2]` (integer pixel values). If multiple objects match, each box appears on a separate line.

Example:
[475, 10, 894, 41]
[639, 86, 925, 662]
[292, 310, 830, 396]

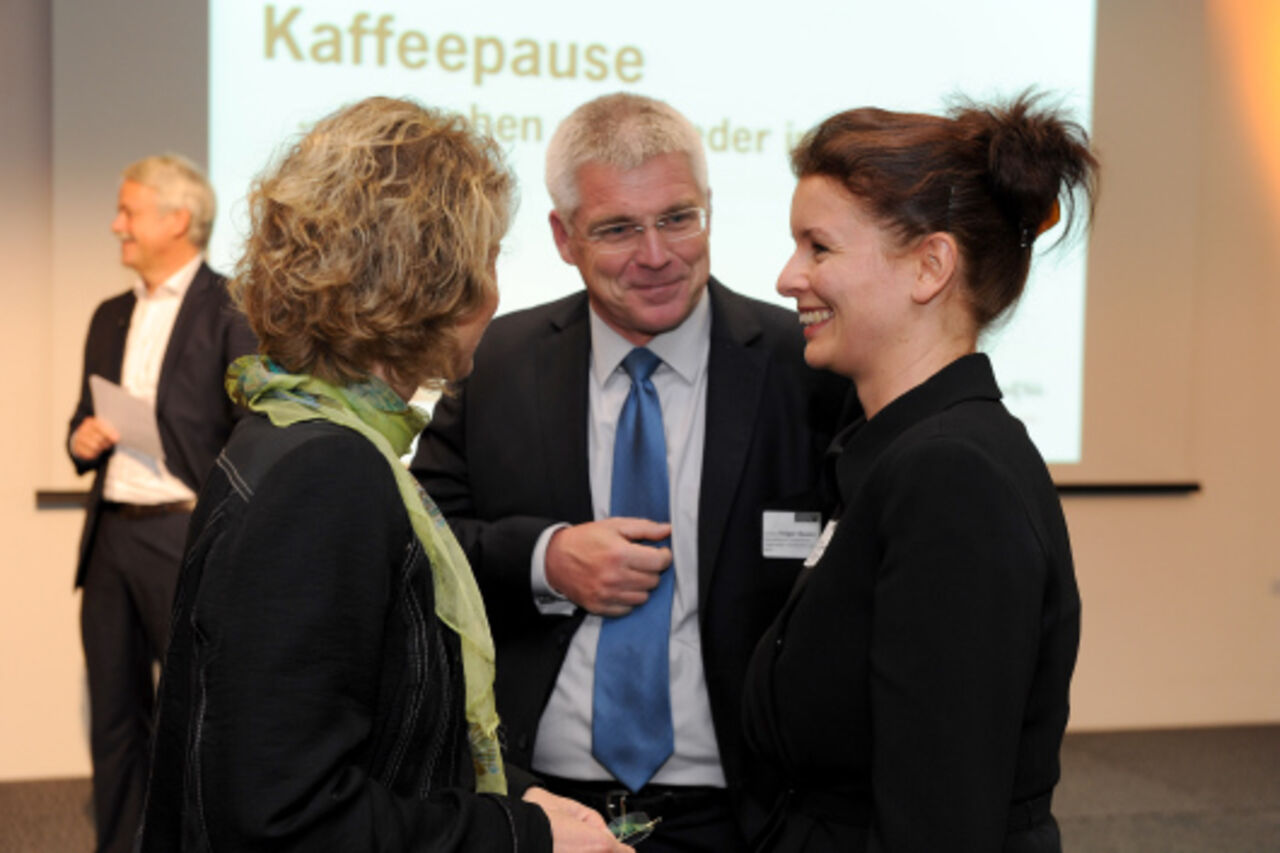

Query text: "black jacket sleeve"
[412, 384, 562, 632]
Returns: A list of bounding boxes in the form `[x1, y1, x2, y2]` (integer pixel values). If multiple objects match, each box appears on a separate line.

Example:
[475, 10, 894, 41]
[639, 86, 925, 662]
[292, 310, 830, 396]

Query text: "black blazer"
[140, 416, 551, 852]
[742, 354, 1081, 853]
[412, 278, 851, 796]
[67, 262, 258, 587]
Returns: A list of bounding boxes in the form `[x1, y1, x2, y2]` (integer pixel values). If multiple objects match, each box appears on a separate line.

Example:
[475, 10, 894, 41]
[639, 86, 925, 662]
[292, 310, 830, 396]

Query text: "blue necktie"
[592, 347, 675, 792]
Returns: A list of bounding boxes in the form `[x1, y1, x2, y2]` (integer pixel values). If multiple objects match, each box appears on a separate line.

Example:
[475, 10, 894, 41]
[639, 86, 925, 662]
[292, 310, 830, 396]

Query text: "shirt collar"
[133, 254, 202, 300]
[589, 285, 711, 386]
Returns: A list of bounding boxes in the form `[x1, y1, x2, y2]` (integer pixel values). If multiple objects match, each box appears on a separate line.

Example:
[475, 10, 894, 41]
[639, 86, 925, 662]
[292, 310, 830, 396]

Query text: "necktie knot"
[621, 348, 662, 384]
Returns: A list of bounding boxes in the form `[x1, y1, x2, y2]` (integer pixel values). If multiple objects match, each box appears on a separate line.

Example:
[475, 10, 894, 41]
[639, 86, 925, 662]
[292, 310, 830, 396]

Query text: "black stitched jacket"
[138, 415, 551, 852]
[743, 354, 1080, 853]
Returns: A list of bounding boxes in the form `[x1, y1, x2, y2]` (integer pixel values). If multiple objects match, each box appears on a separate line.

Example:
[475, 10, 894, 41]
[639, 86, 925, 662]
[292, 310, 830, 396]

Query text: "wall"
[1065, 0, 1280, 729]
[1, 0, 1277, 780]
[0, 0, 91, 779]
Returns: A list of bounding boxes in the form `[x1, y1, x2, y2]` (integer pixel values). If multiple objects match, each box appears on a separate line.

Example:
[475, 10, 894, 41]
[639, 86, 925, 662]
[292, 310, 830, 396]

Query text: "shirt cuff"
[531, 523, 576, 616]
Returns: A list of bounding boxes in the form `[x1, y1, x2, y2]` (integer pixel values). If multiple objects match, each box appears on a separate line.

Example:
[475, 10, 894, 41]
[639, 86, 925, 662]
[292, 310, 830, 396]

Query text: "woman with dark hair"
[742, 93, 1098, 853]
[136, 97, 628, 853]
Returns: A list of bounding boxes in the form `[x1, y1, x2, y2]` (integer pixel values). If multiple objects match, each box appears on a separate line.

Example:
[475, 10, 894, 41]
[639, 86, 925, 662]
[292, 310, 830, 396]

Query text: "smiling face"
[777, 175, 920, 382]
[550, 151, 710, 346]
[111, 179, 192, 287]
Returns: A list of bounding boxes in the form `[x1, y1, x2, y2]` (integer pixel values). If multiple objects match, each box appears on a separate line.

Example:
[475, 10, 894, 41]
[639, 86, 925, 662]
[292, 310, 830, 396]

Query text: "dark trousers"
[538, 773, 749, 852]
[80, 507, 189, 853]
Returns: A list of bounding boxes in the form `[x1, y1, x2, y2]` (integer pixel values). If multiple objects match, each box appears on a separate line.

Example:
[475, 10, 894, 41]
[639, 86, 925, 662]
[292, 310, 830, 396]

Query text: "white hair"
[545, 93, 708, 218]
[121, 153, 217, 249]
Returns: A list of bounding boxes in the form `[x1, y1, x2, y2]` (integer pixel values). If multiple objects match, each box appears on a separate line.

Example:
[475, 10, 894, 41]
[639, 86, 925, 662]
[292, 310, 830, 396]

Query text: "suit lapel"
[103, 294, 136, 383]
[533, 283, 771, 597]
[537, 294, 594, 522]
[156, 262, 210, 413]
[697, 280, 768, 610]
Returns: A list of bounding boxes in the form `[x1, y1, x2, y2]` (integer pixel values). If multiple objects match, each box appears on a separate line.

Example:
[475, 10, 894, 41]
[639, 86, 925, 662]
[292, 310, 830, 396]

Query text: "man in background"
[413, 94, 850, 850]
[67, 154, 256, 853]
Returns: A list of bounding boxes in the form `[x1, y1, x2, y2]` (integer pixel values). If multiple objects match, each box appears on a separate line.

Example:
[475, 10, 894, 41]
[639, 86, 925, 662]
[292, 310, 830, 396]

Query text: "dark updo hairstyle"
[790, 91, 1099, 329]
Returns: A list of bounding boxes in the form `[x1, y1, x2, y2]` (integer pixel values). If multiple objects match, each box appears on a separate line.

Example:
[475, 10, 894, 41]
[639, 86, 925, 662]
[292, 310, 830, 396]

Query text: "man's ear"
[911, 232, 959, 305]
[549, 210, 577, 265]
[167, 206, 193, 243]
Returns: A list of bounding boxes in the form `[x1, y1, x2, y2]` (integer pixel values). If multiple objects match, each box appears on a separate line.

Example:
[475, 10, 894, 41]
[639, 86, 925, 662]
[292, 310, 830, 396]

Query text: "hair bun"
[790, 90, 1098, 328]
[954, 90, 1098, 245]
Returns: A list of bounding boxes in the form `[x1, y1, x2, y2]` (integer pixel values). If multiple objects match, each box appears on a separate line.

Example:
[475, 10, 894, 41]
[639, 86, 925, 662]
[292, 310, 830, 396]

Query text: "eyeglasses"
[582, 207, 707, 255]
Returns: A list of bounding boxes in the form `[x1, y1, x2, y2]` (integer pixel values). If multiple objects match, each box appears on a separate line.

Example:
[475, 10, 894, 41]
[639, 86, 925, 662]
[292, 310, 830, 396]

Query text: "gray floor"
[0, 776, 94, 852]
[1055, 725, 1280, 852]
[2, 725, 1277, 851]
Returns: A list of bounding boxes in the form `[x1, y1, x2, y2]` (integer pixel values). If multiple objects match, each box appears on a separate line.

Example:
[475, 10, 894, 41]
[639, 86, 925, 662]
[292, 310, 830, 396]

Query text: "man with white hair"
[67, 154, 256, 853]
[414, 94, 850, 850]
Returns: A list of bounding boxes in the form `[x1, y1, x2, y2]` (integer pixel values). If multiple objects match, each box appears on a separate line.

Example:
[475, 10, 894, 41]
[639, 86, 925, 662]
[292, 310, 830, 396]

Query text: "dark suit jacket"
[742, 354, 1081, 853]
[412, 278, 850, 799]
[68, 262, 258, 587]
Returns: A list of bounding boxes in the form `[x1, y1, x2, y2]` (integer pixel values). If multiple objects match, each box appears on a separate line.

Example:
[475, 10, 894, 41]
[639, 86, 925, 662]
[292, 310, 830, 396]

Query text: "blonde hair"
[122, 154, 216, 249]
[545, 92, 707, 217]
[233, 96, 514, 391]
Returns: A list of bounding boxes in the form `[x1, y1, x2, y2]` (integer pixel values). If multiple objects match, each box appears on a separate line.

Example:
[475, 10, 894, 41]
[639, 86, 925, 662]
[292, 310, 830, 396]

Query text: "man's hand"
[545, 518, 673, 617]
[523, 786, 633, 852]
[70, 416, 120, 462]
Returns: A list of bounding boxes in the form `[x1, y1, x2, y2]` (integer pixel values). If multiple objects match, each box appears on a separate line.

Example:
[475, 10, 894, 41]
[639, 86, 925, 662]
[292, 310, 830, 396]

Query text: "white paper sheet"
[88, 375, 165, 463]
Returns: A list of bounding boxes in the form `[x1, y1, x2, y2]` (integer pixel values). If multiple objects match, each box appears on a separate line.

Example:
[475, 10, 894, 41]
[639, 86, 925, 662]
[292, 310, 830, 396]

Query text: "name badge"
[761, 510, 822, 559]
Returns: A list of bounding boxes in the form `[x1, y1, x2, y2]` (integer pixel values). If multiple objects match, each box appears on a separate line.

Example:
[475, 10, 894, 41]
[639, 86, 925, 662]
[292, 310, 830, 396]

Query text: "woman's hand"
[523, 786, 633, 852]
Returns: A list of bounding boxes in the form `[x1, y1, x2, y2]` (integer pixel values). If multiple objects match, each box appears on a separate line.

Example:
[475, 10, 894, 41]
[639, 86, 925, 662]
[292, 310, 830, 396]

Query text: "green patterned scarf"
[226, 355, 506, 794]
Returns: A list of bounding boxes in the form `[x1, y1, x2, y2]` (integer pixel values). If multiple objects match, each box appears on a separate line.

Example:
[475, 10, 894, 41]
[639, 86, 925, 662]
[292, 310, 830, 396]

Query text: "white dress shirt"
[530, 289, 726, 786]
[102, 255, 202, 505]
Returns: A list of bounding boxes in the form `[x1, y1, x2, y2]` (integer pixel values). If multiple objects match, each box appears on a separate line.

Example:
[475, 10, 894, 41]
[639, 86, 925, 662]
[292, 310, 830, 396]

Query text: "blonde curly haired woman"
[138, 97, 628, 853]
